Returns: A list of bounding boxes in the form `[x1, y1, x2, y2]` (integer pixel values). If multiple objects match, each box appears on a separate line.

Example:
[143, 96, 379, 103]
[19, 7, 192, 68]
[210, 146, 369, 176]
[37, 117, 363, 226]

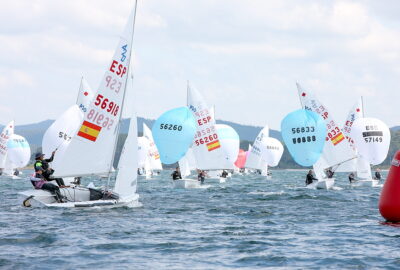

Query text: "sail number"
[292, 136, 316, 144]
[292, 126, 315, 134]
[94, 94, 120, 116]
[364, 137, 383, 143]
[160, 124, 182, 131]
[58, 132, 72, 141]
[105, 75, 122, 93]
[87, 109, 114, 130]
[195, 134, 218, 146]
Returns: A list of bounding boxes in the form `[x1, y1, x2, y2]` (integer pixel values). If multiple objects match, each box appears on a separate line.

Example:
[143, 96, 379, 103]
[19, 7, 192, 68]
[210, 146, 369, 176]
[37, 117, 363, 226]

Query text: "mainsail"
[0, 121, 14, 169]
[245, 126, 269, 170]
[187, 83, 234, 170]
[54, 8, 136, 177]
[297, 83, 356, 178]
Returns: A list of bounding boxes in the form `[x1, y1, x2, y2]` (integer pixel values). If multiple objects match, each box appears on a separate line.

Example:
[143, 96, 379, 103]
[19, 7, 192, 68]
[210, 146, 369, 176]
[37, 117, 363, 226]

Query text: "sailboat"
[245, 126, 271, 178]
[350, 116, 391, 187]
[260, 137, 284, 173]
[19, 2, 141, 208]
[297, 83, 356, 189]
[142, 123, 163, 178]
[281, 109, 327, 187]
[187, 82, 237, 184]
[175, 148, 200, 188]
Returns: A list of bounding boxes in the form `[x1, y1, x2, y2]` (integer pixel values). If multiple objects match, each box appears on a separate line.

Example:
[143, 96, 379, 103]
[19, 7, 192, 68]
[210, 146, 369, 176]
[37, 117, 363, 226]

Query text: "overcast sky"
[1, 0, 399, 130]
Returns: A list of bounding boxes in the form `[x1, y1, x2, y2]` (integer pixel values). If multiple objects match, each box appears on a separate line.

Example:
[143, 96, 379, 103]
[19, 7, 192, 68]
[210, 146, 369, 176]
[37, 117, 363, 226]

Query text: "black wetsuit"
[375, 171, 382, 180]
[306, 173, 317, 185]
[221, 171, 228, 178]
[348, 174, 355, 183]
[33, 173, 64, 203]
[326, 170, 334, 178]
[171, 171, 182, 180]
[34, 154, 65, 186]
[198, 172, 205, 184]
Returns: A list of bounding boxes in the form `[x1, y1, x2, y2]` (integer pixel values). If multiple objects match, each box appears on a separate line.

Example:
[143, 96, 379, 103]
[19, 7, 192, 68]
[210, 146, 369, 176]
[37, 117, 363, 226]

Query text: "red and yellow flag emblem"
[206, 140, 221, 152]
[77, 121, 102, 142]
[331, 132, 345, 146]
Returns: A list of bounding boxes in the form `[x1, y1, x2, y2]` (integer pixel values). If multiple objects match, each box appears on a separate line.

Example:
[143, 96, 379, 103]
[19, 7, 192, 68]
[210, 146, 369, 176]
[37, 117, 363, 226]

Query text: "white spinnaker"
[143, 123, 163, 170]
[6, 134, 31, 169]
[245, 126, 269, 170]
[114, 113, 138, 198]
[54, 9, 135, 177]
[0, 120, 14, 168]
[216, 124, 240, 169]
[76, 77, 95, 114]
[350, 117, 391, 165]
[187, 83, 233, 170]
[137, 137, 149, 168]
[42, 105, 83, 170]
[297, 83, 356, 174]
[260, 137, 284, 167]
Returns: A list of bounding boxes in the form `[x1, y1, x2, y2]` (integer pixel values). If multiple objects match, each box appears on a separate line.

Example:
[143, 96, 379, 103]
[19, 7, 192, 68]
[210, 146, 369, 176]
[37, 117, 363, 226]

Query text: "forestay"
[0, 121, 14, 168]
[152, 107, 196, 164]
[350, 118, 391, 165]
[281, 109, 326, 167]
[245, 126, 269, 170]
[187, 83, 233, 170]
[54, 9, 136, 177]
[297, 83, 356, 171]
[143, 123, 163, 170]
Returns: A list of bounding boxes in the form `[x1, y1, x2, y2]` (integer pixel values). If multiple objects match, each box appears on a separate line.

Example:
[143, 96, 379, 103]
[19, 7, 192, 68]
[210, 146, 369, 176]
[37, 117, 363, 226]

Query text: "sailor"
[221, 170, 228, 178]
[34, 151, 66, 187]
[306, 170, 317, 185]
[198, 170, 205, 184]
[30, 168, 65, 203]
[348, 172, 355, 183]
[171, 167, 182, 180]
[374, 169, 382, 180]
[325, 168, 334, 178]
[13, 169, 20, 176]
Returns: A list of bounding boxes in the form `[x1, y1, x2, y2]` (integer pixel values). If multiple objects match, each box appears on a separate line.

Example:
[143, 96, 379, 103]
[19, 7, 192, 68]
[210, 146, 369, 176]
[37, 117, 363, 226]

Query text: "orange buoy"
[379, 150, 400, 222]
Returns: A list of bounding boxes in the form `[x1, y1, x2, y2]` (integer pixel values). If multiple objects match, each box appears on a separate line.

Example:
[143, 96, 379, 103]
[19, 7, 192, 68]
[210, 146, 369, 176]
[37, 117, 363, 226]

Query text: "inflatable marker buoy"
[379, 150, 400, 222]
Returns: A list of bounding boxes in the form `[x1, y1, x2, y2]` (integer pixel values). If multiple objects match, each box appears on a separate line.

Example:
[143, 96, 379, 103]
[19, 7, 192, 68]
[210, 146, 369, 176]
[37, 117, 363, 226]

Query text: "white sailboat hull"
[351, 179, 379, 187]
[307, 179, 335, 190]
[19, 186, 140, 208]
[172, 179, 201, 189]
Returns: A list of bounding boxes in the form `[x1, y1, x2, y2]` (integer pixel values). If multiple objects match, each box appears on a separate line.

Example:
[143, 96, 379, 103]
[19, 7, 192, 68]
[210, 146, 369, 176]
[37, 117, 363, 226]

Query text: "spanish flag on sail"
[77, 121, 102, 142]
[331, 132, 345, 146]
[206, 140, 221, 152]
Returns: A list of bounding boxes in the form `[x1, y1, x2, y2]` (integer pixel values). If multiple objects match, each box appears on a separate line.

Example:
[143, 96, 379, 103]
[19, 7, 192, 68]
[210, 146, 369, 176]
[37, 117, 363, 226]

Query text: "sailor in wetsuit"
[374, 169, 382, 180]
[221, 170, 228, 178]
[171, 167, 182, 180]
[198, 170, 206, 184]
[30, 169, 65, 203]
[34, 151, 65, 187]
[306, 170, 318, 185]
[348, 172, 355, 183]
[325, 168, 334, 178]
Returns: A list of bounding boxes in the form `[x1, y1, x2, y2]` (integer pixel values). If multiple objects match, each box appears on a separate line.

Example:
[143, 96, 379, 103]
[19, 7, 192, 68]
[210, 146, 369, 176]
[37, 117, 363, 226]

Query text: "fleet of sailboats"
[0, 3, 393, 207]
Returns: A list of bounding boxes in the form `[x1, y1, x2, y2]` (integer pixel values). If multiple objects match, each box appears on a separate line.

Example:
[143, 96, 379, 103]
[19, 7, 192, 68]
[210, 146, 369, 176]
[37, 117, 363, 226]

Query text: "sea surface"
[0, 170, 399, 270]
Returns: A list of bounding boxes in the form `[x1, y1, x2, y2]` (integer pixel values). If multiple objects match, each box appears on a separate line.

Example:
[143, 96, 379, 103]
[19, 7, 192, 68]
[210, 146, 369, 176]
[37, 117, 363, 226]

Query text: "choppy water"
[1, 170, 399, 269]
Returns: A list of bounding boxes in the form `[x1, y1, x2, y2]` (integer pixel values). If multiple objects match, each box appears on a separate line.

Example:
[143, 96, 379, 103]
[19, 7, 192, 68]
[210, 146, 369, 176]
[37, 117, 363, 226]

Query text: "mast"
[106, 0, 138, 191]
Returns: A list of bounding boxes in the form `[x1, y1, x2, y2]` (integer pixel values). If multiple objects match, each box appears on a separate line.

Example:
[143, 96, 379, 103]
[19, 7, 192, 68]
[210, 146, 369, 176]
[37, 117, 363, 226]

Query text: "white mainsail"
[0, 121, 14, 169]
[54, 8, 136, 177]
[143, 123, 163, 171]
[187, 83, 233, 170]
[245, 126, 269, 170]
[76, 77, 95, 113]
[297, 83, 356, 178]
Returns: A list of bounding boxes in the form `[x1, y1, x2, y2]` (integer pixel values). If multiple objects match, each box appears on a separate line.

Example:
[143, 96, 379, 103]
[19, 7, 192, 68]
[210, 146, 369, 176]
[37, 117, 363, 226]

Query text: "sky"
[0, 0, 399, 130]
